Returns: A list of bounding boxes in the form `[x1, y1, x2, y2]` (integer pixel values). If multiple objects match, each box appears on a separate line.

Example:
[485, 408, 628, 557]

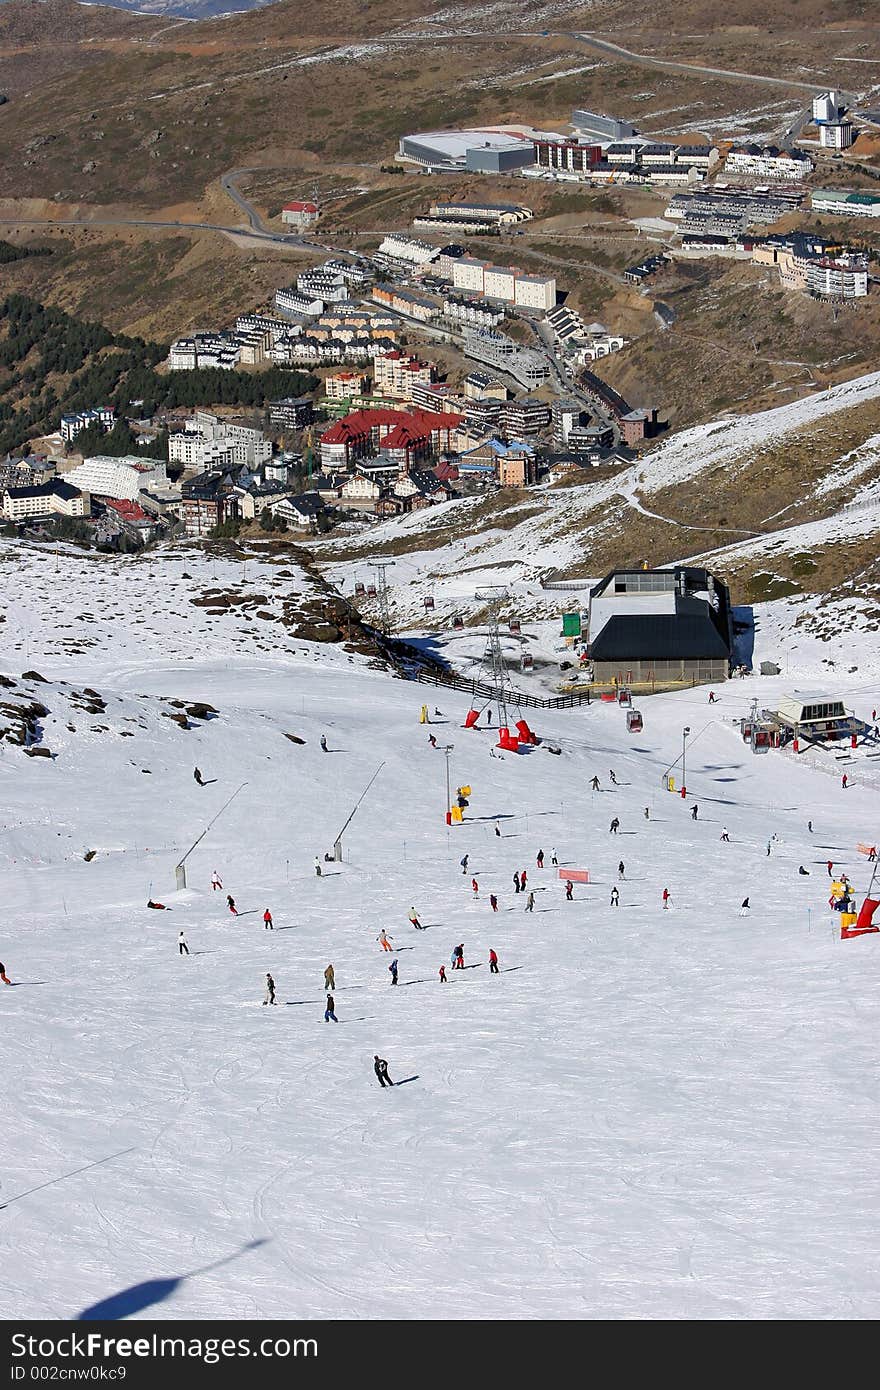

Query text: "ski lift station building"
[586, 566, 732, 689]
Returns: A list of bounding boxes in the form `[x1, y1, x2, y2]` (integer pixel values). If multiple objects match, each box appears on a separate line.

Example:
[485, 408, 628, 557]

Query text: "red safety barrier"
[464, 709, 480, 729]
[558, 868, 590, 883]
[497, 726, 520, 752]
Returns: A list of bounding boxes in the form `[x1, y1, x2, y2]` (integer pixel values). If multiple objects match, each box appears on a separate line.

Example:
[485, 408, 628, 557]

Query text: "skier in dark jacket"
[324, 994, 338, 1022]
[513, 871, 521, 894]
[227, 894, 238, 916]
[691, 804, 699, 821]
[263, 973, 276, 1005]
[453, 943, 464, 969]
[565, 880, 573, 901]
[389, 959, 399, 985]
[609, 818, 620, 834]
[490, 893, 498, 912]
[374, 1056, 393, 1087]
[320, 735, 328, 753]
[536, 850, 545, 869]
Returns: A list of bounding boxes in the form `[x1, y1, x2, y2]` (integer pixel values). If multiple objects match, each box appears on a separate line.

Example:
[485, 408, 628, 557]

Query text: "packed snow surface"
[1, 539, 879, 1320]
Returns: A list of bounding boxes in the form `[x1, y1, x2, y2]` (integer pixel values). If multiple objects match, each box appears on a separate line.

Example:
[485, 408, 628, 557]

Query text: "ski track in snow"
[0, 528, 879, 1319]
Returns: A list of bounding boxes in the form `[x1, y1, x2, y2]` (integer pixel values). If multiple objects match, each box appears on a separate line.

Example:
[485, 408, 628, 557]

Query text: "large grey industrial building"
[571, 109, 638, 142]
[398, 130, 536, 173]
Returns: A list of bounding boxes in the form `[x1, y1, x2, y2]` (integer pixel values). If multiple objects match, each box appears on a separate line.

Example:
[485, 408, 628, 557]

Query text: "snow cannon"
[497, 726, 520, 753]
[515, 718, 538, 746]
[464, 709, 480, 729]
[842, 897, 880, 939]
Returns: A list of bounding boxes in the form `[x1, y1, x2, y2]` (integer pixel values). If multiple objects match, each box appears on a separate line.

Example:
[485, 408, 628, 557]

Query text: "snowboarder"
[618, 861, 625, 879]
[389, 958, 399, 985]
[147, 900, 168, 910]
[377, 931, 393, 952]
[644, 807, 650, 820]
[536, 850, 545, 869]
[869, 846, 878, 862]
[374, 1056, 393, 1087]
[263, 973, 276, 1006]
[610, 886, 620, 907]
[320, 735, 328, 753]
[766, 840, 772, 856]
[842, 773, 848, 790]
[513, 871, 521, 894]
[453, 943, 464, 969]
[489, 949, 499, 974]
[324, 964, 335, 991]
[525, 891, 535, 912]
[591, 775, 601, 792]
[662, 888, 671, 910]
[460, 854, 469, 874]
[0, 961, 10, 985]
[408, 907, 423, 930]
[490, 893, 498, 912]
[494, 823, 501, 837]
[472, 878, 479, 897]
[609, 770, 618, 785]
[808, 821, 813, 834]
[740, 898, 750, 916]
[178, 931, 189, 956]
[263, 908, 274, 930]
[691, 804, 699, 821]
[609, 818, 619, 834]
[798, 866, 810, 876]
[314, 856, 322, 877]
[520, 869, 528, 892]
[439, 965, 447, 983]
[487, 710, 493, 727]
[194, 767, 204, 786]
[720, 828, 730, 842]
[226, 895, 238, 916]
[211, 870, 222, 891]
[550, 848, 558, 866]
[565, 880, 573, 901]
[324, 994, 338, 1022]
[428, 734, 437, 748]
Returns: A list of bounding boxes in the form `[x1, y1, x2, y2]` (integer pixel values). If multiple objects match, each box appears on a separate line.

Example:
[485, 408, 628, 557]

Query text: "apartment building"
[450, 257, 556, 311]
[442, 294, 505, 329]
[1, 479, 88, 522]
[533, 138, 602, 173]
[724, 145, 812, 180]
[60, 407, 114, 443]
[168, 334, 241, 370]
[501, 396, 551, 440]
[275, 287, 325, 320]
[324, 371, 368, 401]
[372, 351, 435, 400]
[63, 456, 167, 502]
[268, 397, 315, 431]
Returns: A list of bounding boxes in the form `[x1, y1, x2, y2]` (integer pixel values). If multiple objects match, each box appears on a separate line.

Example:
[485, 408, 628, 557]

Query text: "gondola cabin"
[424, 596, 435, 611]
[626, 709, 643, 733]
[354, 581, 366, 597]
[509, 619, 522, 635]
[521, 653, 534, 671]
[452, 615, 464, 631]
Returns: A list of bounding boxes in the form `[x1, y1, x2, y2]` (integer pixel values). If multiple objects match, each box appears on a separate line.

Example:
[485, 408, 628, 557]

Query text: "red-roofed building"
[282, 201, 319, 228]
[319, 406, 463, 472]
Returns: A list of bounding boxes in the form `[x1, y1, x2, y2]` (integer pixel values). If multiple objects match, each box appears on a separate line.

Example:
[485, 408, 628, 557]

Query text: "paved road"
[567, 31, 831, 95]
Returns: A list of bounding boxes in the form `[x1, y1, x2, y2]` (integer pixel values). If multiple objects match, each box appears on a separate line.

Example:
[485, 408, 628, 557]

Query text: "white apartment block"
[60, 407, 114, 442]
[168, 435, 237, 470]
[811, 188, 880, 217]
[514, 274, 556, 312]
[819, 122, 855, 150]
[324, 372, 367, 400]
[275, 287, 325, 319]
[724, 146, 812, 181]
[297, 270, 350, 304]
[805, 257, 868, 298]
[2, 481, 88, 521]
[452, 257, 490, 293]
[63, 457, 166, 501]
[177, 412, 272, 468]
[483, 266, 517, 301]
[451, 257, 556, 310]
[168, 334, 240, 370]
[376, 234, 439, 266]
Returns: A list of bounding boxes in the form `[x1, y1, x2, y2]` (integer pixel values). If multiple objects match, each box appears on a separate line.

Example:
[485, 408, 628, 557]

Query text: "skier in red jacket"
[489, 949, 499, 974]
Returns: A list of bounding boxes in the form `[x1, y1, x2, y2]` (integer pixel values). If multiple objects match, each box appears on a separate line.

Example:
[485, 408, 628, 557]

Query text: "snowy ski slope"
[1, 539, 879, 1320]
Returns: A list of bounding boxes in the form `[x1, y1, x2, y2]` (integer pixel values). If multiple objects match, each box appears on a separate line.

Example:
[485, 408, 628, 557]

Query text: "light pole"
[444, 744, 454, 823]
[682, 726, 690, 798]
